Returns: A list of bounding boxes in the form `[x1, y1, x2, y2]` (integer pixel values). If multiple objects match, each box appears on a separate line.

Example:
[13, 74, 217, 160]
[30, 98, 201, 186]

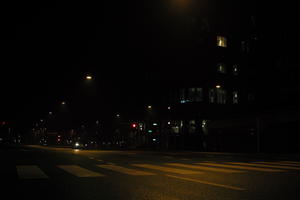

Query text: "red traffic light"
[131, 123, 137, 128]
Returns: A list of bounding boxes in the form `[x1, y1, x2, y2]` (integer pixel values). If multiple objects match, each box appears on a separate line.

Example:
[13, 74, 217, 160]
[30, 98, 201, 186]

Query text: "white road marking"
[166, 175, 246, 191]
[166, 163, 244, 173]
[133, 164, 203, 175]
[17, 165, 48, 179]
[97, 164, 155, 175]
[58, 165, 104, 177]
[196, 162, 285, 172]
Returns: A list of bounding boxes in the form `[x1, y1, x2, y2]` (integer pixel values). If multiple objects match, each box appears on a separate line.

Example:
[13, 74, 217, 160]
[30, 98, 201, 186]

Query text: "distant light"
[61, 101, 66, 105]
[40, 119, 43, 122]
[216, 85, 221, 89]
[116, 114, 120, 118]
[131, 123, 137, 128]
[152, 138, 156, 142]
[86, 75, 92, 80]
[49, 111, 53, 115]
[153, 123, 158, 126]
[75, 142, 79, 147]
[148, 130, 153, 133]
[96, 120, 99, 125]
[167, 106, 171, 110]
[148, 105, 152, 109]
[167, 121, 171, 125]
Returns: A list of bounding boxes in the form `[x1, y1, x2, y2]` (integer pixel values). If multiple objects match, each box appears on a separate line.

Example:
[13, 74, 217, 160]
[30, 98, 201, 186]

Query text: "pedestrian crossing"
[17, 165, 49, 179]
[14, 160, 300, 180]
[58, 165, 104, 177]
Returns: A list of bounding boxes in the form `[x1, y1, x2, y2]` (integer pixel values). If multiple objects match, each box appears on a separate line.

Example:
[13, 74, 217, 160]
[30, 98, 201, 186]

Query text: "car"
[72, 141, 85, 149]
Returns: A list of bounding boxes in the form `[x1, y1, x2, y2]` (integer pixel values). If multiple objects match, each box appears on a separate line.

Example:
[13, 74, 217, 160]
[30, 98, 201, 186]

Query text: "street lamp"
[86, 75, 93, 80]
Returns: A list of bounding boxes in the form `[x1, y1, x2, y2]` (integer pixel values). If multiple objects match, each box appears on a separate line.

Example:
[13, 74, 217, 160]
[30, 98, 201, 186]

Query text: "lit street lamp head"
[86, 75, 93, 80]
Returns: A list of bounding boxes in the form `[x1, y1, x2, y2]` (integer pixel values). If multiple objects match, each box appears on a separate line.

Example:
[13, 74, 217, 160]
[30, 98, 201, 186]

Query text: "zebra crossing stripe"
[58, 165, 104, 177]
[279, 161, 300, 165]
[196, 162, 286, 172]
[166, 174, 246, 191]
[133, 164, 203, 175]
[17, 165, 48, 179]
[230, 162, 300, 170]
[166, 163, 244, 173]
[97, 164, 155, 175]
[255, 161, 300, 167]
[240, 162, 300, 170]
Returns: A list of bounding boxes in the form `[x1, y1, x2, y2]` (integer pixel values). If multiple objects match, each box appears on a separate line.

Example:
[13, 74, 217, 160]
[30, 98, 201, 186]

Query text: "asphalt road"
[1, 145, 300, 200]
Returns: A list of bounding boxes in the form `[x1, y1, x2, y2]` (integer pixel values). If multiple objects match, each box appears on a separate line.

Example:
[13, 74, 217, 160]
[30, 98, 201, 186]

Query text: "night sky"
[0, 1, 299, 127]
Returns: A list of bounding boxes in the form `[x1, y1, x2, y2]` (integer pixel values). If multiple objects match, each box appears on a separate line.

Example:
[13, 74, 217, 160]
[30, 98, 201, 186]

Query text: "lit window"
[210, 88, 226, 104]
[233, 65, 238, 75]
[217, 63, 226, 73]
[233, 91, 238, 104]
[216, 88, 227, 104]
[217, 36, 227, 47]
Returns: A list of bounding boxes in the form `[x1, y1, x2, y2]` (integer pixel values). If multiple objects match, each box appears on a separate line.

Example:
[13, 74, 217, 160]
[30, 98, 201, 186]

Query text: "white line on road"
[17, 165, 48, 179]
[229, 162, 300, 170]
[133, 164, 203, 175]
[58, 165, 104, 177]
[165, 175, 246, 191]
[166, 163, 244, 173]
[97, 164, 155, 176]
[196, 162, 286, 172]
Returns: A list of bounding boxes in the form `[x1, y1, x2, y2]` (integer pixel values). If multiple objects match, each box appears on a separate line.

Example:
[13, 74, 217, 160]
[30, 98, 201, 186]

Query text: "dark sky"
[0, 1, 299, 126]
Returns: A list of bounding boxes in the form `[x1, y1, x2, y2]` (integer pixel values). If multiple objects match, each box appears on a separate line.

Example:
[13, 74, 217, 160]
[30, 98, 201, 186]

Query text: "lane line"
[166, 163, 244, 173]
[280, 161, 300, 164]
[58, 165, 104, 177]
[133, 164, 203, 175]
[97, 164, 155, 176]
[165, 175, 245, 191]
[255, 161, 300, 167]
[17, 165, 48, 179]
[196, 162, 285, 172]
[229, 162, 300, 170]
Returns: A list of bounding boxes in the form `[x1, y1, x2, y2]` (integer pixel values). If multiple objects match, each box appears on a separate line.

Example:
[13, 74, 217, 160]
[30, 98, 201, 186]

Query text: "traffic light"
[131, 123, 137, 129]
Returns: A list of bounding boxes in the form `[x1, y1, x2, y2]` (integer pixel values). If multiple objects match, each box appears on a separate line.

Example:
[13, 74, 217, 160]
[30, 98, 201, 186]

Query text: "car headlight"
[75, 142, 80, 147]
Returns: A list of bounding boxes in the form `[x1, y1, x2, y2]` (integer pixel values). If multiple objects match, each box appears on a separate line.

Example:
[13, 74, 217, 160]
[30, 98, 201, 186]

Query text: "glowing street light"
[86, 75, 93, 80]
